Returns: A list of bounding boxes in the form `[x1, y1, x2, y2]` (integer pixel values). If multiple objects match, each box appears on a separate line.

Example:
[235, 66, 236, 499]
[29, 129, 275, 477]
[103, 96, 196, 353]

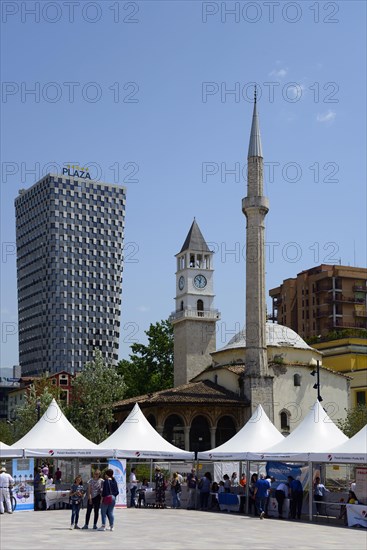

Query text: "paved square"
[1, 508, 366, 550]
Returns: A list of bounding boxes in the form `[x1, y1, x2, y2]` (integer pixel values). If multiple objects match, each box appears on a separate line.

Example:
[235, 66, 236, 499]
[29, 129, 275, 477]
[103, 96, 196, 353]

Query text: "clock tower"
[170, 219, 220, 387]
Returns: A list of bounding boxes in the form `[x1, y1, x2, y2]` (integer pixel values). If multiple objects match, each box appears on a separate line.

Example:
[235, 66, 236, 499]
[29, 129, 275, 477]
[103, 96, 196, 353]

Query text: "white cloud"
[269, 68, 288, 78]
[316, 110, 336, 123]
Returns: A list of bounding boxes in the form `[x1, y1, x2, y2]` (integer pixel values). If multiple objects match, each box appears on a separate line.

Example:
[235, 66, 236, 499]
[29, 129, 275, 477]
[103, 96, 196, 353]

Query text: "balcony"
[170, 309, 221, 322]
[315, 285, 333, 293]
[316, 308, 332, 318]
[354, 285, 367, 292]
[354, 310, 367, 318]
[328, 320, 367, 330]
[267, 313, 278, 322]
[325, 295, 366, 304]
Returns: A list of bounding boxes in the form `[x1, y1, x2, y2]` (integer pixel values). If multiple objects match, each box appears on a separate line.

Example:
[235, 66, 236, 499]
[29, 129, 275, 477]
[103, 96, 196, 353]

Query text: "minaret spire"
[248, 86, 263, 159]
[242, 91, 269, 378]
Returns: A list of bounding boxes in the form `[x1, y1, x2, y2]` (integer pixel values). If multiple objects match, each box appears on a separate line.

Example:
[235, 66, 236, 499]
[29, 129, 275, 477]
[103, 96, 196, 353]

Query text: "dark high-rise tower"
[15, 172, 126, 375]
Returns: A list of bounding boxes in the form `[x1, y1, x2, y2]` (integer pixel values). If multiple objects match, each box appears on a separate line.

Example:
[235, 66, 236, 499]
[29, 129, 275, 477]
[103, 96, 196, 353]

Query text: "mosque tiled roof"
[113, 379, 249, 410]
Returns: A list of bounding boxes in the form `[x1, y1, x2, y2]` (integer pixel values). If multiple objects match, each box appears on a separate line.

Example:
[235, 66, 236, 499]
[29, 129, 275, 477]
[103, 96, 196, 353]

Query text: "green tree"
[12, 379, 58, 441]
[0, 420, 15, 445]
[117, 319, 173, 398]
[337, 404, 367, 437]
[66, 349, 126, 443]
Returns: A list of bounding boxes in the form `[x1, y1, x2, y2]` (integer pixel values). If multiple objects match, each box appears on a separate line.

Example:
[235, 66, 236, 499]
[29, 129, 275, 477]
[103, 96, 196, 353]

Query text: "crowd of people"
[68, 468, 119, 531]
[126, 468, 342, 522]
[1, 460, 360, 531]
[126, 467, 308, 519]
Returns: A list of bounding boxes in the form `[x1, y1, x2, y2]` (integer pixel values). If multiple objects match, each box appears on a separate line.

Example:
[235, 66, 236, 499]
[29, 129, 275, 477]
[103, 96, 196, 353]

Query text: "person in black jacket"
[98, 469, 119, 531]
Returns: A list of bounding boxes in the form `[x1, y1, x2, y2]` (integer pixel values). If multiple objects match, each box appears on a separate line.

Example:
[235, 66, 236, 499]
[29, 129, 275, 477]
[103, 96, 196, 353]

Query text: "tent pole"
[308, 461, 313, 521]
[245, 459, 250, 515]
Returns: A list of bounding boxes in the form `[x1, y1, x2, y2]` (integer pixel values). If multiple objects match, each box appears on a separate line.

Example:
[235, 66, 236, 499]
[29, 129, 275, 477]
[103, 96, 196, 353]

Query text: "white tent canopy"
[197, 404, 284, 460]
[248, 401, 349, 462]
[0, 440, 23, 458]
[98, 403, 194, 460]
[310, 424, 367, 463]
[7, 399, 112, 458]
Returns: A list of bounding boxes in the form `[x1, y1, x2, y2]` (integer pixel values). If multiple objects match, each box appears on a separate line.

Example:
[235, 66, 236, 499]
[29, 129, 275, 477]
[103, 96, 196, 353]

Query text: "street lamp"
[310, 360, 323, 402]
[36, 399, 41, 421]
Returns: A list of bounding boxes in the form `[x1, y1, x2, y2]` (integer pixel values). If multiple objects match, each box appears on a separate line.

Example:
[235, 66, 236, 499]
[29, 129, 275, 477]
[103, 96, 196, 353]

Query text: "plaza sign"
[62, 166, 91, 179]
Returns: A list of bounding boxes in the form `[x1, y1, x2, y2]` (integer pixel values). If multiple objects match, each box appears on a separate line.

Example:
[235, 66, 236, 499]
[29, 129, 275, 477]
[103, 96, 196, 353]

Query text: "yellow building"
[313, 338, 367, 407]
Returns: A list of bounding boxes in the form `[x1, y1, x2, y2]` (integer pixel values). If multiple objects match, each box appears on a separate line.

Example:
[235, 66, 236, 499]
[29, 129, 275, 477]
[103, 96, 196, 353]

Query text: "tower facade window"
[177, 255, 185, 270]
[280, 410, 290, 431]
[197, 299, 204, 317]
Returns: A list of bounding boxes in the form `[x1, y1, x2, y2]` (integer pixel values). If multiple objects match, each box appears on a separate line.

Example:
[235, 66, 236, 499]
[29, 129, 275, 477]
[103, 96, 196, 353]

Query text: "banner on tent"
[346, 503, 367, 528]
[11, 458, 34, 511]
[108, 459, 126, 508]
[24, 449, 112, 458]
[266, 462, 310, 488]
[355, 467, 367, 501]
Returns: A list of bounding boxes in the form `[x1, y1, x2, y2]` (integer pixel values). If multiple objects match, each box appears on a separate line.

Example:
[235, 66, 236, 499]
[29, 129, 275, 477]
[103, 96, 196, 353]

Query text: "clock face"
[194, 274, 207, 289]
[178, 276, 185, 291]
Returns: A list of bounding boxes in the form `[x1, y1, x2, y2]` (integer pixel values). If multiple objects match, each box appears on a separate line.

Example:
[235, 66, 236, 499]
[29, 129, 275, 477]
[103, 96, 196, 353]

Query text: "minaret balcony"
[242, 196, 269, 214]
[169, 309, 221, 323]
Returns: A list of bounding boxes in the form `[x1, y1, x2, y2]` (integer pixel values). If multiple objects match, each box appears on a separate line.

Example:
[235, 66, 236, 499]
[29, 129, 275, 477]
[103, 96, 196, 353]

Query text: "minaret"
[170, 219, 220, 387]
[242, 88, 269, 377]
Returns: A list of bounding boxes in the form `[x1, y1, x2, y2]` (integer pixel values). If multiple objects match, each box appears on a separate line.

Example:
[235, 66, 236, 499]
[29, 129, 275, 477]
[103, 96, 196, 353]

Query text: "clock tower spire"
[170, 219, 220, 387]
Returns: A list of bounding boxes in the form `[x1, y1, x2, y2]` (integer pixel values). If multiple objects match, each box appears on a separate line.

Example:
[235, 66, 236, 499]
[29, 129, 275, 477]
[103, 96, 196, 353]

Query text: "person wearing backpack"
[170, 472, 182, 509]
[186, 468, 198, 510]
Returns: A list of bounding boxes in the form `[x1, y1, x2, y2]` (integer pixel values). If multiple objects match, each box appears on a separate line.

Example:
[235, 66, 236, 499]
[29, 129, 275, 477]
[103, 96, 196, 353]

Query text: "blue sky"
[1, 0, 366, 369]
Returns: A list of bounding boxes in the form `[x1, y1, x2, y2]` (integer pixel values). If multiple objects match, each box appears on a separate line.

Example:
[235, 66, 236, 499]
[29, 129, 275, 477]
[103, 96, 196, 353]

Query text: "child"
[211, 481, 220, 510]
[138, 479, 149, 508]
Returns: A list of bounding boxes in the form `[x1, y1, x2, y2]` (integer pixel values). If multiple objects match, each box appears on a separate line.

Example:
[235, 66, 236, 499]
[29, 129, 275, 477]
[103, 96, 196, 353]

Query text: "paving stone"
[1, 508, 366, 550]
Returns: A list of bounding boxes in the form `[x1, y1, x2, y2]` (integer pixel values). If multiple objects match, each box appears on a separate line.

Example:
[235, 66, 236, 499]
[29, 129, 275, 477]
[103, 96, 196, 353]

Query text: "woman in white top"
[82, 470, 103, 529]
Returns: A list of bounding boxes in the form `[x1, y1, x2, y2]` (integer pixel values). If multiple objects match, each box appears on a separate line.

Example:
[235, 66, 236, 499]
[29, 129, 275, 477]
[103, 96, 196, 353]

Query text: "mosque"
[113, 97, 349, 452]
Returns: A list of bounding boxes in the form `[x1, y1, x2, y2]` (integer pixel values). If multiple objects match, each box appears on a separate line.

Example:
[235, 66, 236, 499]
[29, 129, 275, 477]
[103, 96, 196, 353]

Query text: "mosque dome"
[219, 322, 312, 352]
